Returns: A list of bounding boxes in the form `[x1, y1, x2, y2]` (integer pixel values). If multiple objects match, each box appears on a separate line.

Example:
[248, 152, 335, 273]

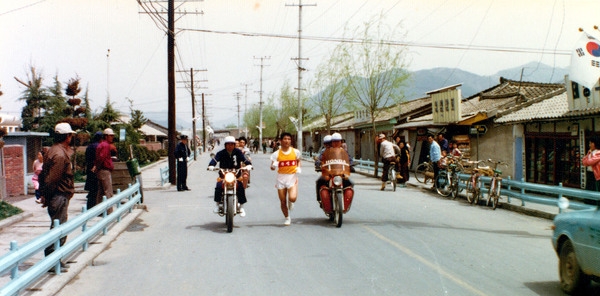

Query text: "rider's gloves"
[208, 166, 215, 171]
[296, 167, 302, 174]
[245, 165, 253, 170]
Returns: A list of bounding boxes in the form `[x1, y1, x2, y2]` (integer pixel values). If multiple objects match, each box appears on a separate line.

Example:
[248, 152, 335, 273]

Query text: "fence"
[0, 182, 142, 296]
[455, 173, 599, 212]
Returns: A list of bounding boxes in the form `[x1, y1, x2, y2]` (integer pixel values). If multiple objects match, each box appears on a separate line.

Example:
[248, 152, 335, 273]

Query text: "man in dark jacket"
[208, 136, 252, 216]
[175, 134, 191, 191]
[84, 131, 103, 209]
[39, 122, 76, 273]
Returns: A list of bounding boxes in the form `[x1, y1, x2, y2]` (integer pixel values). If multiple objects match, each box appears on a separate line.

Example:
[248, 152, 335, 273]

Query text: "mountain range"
[146, 62, 569, 129]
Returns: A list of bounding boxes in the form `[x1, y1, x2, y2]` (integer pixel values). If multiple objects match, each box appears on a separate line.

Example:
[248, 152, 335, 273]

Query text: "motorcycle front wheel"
[436, 173, 452, 197]
[334, 190, 343, 228]
[450, 172, 460, 200]
[226, 195, 235, 233]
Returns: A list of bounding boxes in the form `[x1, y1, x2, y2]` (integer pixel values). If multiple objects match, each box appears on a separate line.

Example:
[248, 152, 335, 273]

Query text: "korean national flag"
[570, 33, 600, 90]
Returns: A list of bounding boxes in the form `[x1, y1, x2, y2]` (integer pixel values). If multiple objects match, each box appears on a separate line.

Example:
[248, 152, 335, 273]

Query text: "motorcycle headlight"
[333, 176, 343, 186]
[224, 172, 236, 183]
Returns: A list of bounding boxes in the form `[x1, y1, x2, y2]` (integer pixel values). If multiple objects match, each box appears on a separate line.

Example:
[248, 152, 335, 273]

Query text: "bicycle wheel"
[414, 163, 427, 183]
[390, 168, 397, 192]
[492, 179, 502, 210]
[487, 179, 496, 208]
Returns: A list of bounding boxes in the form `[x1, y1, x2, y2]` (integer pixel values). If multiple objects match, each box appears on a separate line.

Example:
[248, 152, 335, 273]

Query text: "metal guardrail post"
[558, 183, 564, 214]
[102, 196, 108, 235]
[520, 178, 526, 206]
[116, 189, 122, 223]
[506, 176, 512, 203]
[52, 219, 62, 275]
[9, 241, 17, 280]
[81, 206, 89, 251]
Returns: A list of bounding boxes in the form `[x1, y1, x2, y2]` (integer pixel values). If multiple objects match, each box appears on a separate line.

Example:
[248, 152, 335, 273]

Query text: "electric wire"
[441, 0, 493, 87]
[529, 0, 558, 79]
[181, 27, 571, 56]
[0, 0, 48, 16]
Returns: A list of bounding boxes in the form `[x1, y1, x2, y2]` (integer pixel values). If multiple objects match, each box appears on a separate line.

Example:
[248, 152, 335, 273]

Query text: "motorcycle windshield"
[321, 147, 351, 177]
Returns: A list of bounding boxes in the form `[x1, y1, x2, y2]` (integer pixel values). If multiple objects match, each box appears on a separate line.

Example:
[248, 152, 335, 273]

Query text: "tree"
[339, 15, 411, 175]
[128, 98, 148, 130]
[96, 100, 120, 128]
[308, 44, 349, 135]
[62, 76, 88, 131]
[15, 66, 48, 131]
[273, 81, 298, 137]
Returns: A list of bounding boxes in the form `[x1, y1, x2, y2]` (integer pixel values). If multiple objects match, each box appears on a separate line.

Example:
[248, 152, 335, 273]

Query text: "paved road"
[57, 152, 574, 295]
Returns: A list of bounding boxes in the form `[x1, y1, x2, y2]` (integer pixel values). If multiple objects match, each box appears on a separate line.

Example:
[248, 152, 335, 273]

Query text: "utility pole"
[177, 68, 208, 160]
[167, 0, 176, 184]
[106, 49, 110, 103]
[254, 56, 270, 148]
[138, 0, 203, 184]
[241, 83, 252, 137]
[287, 0, 316, 154]
[234, 92, 242, 136]
[202, 93, 207, 152]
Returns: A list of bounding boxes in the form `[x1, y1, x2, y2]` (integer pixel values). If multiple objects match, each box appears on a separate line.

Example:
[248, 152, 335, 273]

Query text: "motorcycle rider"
[315, 133, 354, 205]
[238, 136, 252, 188]
[314, 135, 332, 171]
[208, 136, 252, 217]
[314, 135, 332, 201]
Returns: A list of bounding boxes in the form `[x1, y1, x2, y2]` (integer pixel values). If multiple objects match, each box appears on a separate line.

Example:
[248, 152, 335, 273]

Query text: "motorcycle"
[209, 166, 251, 233]
[317, 147, 354, 228]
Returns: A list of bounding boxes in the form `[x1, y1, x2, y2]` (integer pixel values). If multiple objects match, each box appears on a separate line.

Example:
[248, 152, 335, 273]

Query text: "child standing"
[32, 151, 44, 203]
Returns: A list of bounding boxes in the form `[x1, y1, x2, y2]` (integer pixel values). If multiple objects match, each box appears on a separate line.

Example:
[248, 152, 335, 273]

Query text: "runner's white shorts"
[275, 173, 298, 189]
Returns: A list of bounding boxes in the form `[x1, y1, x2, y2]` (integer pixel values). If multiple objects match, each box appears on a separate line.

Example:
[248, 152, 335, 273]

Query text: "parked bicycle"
[485, 159, 508, 210]
[435, 156, 461, 198]
[465, 160, 488, 205]
[414, 157, 434, 184]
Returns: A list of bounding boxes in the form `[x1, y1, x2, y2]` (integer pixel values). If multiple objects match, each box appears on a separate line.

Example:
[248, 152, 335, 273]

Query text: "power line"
[181, 27, 571, 56]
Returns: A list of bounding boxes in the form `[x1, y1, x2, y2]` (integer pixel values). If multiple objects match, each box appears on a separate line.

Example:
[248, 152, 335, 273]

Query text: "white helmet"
[224, 136, 236, 144]
[331, 133, 342, 141]
[323, 135, 332, 143]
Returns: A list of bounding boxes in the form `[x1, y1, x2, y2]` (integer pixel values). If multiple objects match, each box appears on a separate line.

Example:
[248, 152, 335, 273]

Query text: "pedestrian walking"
[32, 150, 44, 204]
[270, 132, 300, 226]
[398, 140, 410, 185]
[38, 122, 76, 273]
[175, 134, 191, 191]
[583, 137, 600, 191]
[93, 128, 116, 214]
[428, 134, 442, 189]
[84, 131, 102, 209]
[377, 133, 396, 191]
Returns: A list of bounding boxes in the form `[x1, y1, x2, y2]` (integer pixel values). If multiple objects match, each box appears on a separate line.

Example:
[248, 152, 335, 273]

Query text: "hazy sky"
[1, 0, 599, 128]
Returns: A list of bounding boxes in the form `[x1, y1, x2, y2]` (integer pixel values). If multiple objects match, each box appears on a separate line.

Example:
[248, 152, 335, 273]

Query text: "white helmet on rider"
[224, 136, 236, 144]
[323, 135, 332, 144]
[331, 133, 342, 141]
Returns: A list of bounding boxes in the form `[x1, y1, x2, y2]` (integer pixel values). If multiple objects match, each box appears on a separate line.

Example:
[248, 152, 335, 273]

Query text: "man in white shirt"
[377, 133, 396, 191]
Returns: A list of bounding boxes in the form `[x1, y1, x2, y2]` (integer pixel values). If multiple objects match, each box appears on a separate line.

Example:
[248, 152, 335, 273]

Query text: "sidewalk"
[0, 158, 166, 295]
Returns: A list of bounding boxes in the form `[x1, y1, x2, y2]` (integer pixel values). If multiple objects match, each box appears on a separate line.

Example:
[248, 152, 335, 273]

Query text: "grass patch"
[0, 201, 23, 221]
